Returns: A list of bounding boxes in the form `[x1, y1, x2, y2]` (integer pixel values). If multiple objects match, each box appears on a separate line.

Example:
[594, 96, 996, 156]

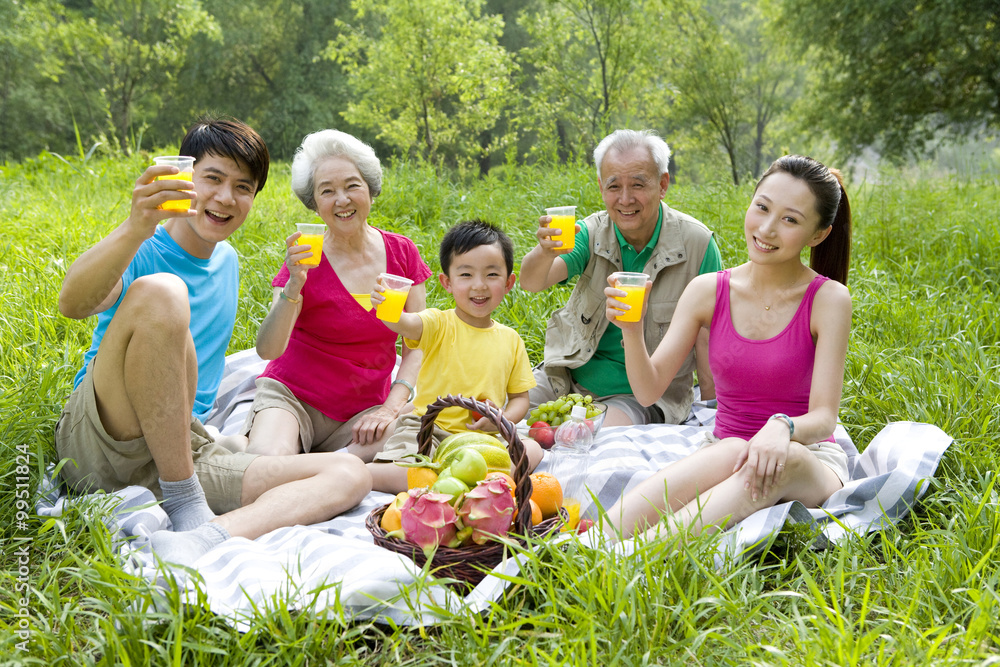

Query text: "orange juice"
[549, 215, 576, 250]
[156, 171, 194, 211]
[376, 288, 409, 322]
[615, 285, 646, 322]
[297, 233, 324, 266]
[560, 498, 581, 532]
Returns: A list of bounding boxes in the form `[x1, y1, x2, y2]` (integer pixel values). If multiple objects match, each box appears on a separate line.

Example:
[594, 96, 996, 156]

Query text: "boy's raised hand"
[127, 164, 196, 238]
[371, 277, 423, 340]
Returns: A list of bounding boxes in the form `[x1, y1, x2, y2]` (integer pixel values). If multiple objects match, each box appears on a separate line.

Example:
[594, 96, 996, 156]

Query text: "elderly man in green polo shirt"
[520, 129, 723, 426]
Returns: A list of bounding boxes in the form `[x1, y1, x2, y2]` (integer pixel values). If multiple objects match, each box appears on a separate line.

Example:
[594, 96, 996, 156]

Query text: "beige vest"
[542, 202, 714, 423]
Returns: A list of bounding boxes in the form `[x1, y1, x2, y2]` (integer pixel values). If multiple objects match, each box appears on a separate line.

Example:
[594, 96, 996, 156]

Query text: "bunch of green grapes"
[528, 393, 602, 427]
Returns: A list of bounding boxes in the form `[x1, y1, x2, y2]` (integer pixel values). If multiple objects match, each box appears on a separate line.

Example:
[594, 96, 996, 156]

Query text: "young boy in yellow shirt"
[369, 219, 541, 492]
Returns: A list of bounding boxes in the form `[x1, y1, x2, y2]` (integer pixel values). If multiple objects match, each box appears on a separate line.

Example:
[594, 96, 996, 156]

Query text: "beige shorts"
[372, 412, 452, 463]
[55, 362, 257, 514]
[241, 376, 383, 453]
[701, 431, 850, 485]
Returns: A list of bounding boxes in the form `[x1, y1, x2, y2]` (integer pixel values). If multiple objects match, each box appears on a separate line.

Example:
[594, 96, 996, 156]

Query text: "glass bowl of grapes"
[525, 394, 607, 446]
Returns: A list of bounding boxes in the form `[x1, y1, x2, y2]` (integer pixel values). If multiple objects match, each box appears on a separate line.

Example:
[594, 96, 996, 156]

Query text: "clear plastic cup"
[153, 156, 195, 212]
[376, 273, 414, 322]
[610, 271, 649, 322]
[545, 205, 577, 251]
[295, 223, 326, 266]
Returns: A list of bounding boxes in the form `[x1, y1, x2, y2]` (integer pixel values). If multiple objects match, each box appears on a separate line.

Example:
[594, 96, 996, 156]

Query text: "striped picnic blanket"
[38, 350, 953, 628]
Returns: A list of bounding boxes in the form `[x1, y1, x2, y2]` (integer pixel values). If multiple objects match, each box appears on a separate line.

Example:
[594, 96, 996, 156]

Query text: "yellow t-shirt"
[404, 308, 536, 433]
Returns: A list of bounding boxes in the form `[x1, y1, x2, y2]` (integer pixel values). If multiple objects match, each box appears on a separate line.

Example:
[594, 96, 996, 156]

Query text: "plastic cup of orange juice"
[610, 271, 649, 322]
[560, 498, 582, 532]
[545, 205, 577, 251]
[154, 156, 195, 212]
[376, 273, 413, 323]
[295, 223, 326, 266]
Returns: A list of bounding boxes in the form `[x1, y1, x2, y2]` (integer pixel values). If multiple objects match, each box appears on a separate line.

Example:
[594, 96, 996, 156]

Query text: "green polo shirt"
[560, 206, 723, 396]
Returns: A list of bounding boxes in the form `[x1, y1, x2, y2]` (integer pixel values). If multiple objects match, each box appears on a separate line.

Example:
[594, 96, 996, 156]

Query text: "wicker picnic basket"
[366, 394, 566, 589]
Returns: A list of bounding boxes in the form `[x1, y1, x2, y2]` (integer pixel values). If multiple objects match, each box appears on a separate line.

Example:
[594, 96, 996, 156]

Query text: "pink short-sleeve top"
[259, 228, 432, 421]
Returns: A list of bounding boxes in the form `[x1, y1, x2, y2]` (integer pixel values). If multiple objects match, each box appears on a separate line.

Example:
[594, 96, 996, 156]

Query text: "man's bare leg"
[151, 452, 372, 566]
[92, 273, 215, 530]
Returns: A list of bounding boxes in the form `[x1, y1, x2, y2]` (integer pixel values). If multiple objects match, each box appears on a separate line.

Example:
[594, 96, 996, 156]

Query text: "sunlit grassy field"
[1, 150, 998, 664]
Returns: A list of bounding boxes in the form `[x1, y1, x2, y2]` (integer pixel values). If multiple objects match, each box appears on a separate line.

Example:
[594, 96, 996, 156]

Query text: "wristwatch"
[769, 413, 794, 437]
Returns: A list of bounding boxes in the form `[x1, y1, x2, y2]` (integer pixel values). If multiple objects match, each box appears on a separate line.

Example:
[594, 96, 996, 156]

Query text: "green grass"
[1, 151, 999, 664]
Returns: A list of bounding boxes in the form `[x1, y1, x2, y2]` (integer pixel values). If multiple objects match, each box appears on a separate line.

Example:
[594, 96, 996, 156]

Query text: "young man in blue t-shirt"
[56, 117, 372, 566]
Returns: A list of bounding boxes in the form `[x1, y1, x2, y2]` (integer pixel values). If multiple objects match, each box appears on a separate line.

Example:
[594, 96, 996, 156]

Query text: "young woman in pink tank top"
[604, 155, 854, 542]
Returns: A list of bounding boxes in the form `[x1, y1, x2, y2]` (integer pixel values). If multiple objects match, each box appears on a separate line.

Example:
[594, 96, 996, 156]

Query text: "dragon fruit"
[457, 478, 516, 545]
[400, 490, 461, 558]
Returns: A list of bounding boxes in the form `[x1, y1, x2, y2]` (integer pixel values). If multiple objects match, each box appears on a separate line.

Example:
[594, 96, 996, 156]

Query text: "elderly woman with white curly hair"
[243, 129, 431, 464]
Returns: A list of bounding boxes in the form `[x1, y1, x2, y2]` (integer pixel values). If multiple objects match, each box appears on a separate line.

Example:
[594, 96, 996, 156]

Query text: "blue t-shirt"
[73, 225, 239, 422]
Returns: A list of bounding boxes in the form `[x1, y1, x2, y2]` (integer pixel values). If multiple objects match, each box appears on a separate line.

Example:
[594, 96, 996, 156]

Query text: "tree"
[666, 0, 798, 184]
[327, 0, 517, 167]
[55, 0, 219, 154]
[0, 1, 70, 161]
[517, 0, 664, 161]
[774, 0, 1000, 161]
[153, 0, 354, 159]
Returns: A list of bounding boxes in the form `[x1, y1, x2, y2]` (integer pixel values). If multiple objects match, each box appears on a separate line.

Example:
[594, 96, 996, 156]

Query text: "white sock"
[149, 522, 231, 569]
[159, 473, 217, 532]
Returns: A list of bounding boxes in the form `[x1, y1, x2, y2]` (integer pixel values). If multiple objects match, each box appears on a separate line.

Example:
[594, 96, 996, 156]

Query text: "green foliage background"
[4, 0, 997, 183]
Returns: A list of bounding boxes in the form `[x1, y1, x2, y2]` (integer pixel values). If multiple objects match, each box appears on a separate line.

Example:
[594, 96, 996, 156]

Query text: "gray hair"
[290, 129, 383, 210]
[593, 129, 671, 183]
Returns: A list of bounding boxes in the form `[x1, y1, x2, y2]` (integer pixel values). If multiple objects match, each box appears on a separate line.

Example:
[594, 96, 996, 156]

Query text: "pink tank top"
[709, 269, 833, 441]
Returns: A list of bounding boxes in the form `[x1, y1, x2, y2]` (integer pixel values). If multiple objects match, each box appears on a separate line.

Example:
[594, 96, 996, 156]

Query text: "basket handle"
[417, 394, 533, 536]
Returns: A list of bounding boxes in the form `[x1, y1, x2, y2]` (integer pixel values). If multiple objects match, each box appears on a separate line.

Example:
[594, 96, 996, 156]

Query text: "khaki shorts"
[241, 376, 384, 453]
[700, 431, 850, 486]
[372, 412, 452, 463]
[529, 365, 664, 426]
[54, 361, 256, 514]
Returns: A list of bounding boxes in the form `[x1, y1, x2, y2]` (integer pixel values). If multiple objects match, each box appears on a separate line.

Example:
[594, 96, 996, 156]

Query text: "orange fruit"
[380, 505, 402, 532]
[406, 466, 439, 490]
[529, 472, 563, 519]
[529, 499, 543, 526]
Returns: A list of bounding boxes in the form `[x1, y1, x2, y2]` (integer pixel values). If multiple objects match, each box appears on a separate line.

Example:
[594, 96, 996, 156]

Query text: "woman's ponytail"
[810, 174, 852, 285]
